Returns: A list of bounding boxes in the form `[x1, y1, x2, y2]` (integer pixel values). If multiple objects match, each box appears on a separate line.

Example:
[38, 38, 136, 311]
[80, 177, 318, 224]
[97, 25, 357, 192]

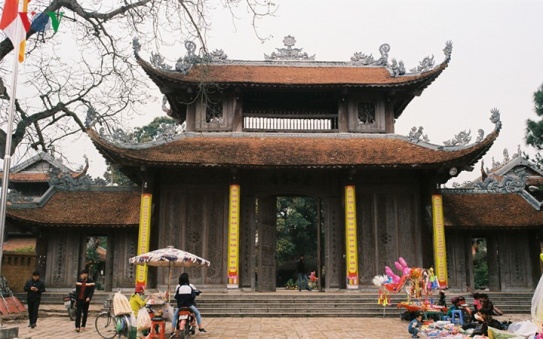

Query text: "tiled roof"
[5, 172, 51, 182]
[443, 193, 543, 228]
[7, 190, 140, 227]
[138, 58, 447, 87]
[3, 238, 36, 253]
[89, 130, 498, 170]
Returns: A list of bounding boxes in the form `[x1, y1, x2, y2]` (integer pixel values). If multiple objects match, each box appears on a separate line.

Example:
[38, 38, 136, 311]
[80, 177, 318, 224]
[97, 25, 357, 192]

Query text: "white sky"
[34, 0, 543, 184]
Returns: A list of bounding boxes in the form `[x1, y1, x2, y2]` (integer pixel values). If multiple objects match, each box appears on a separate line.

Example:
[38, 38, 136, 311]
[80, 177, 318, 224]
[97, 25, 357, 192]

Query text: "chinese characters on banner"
[227, 185, 240, 288]
[431, 194, 448, 288]
[136, 193, 152, 288]
[345, 185, 359, 289]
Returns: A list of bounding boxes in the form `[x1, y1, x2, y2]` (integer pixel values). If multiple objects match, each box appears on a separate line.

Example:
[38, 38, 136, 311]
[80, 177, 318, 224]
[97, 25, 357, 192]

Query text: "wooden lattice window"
[206, 101, 223, 123]
[357, 102, 375, 125]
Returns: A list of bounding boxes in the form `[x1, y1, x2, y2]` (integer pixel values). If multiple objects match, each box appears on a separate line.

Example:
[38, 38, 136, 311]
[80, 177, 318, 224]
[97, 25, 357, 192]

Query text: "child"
[408, 312, 423, 338]
[438, 290, 447, 307]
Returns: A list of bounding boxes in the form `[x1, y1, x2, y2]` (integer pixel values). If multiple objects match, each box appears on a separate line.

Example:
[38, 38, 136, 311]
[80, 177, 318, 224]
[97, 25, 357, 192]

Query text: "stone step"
[15, 291, 532, 318]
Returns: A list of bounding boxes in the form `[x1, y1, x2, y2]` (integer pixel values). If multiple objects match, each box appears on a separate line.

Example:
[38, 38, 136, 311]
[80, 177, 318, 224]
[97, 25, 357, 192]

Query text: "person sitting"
[174, 273, 206, 334]
[407, 312, 423, 338]
[447, 296, 472, 324]
[479, 293, 504, 316]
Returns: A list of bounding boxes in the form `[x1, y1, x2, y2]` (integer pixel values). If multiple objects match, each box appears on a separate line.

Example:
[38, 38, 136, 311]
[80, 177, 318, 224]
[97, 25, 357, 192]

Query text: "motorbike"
[175, 307, 196, 339]
[171, 288, 202, 339]
[63, 288, 76, 321]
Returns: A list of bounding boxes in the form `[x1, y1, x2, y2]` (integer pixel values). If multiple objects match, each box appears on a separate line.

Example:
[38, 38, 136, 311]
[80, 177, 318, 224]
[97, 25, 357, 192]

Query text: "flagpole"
[0, 15, 22, 276]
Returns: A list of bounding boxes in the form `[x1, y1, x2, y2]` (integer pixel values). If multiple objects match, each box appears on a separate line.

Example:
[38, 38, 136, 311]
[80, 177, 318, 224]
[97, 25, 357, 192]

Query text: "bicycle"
[95, 298, 131, 339]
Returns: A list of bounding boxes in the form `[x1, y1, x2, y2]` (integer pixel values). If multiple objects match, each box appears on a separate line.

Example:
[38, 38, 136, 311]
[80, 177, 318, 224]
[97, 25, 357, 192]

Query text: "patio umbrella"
[128, 245, 210, 299]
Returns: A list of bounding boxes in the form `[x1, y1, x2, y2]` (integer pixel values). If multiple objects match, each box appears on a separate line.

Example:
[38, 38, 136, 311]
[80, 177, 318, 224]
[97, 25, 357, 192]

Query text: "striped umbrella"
[129, 245, 210, 299]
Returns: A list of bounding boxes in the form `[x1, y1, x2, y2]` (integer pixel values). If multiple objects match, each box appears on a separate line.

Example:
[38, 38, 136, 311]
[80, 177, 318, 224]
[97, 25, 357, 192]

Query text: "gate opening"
[85, 236, 107, 290]
[472, 237, 488, 290]
[254, 195, 324, 291]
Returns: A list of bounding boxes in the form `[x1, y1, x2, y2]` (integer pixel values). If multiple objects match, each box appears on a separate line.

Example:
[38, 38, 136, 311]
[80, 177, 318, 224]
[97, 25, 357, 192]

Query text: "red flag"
[0, 0, 26, 47]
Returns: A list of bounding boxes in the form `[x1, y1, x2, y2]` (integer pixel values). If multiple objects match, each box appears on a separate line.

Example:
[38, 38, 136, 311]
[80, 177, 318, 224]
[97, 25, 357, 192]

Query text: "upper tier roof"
[137, 58, 448, 88]
[134, 39, 452, 120]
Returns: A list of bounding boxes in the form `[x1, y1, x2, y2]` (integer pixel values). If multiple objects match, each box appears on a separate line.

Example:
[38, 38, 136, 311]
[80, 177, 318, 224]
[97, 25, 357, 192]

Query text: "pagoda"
[84, 36, 504, 291]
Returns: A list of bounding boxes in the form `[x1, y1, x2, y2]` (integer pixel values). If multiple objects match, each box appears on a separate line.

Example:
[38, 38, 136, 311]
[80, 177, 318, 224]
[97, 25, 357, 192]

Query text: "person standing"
[23, 271, 46, 328]
[129, 285, 148, 317]
[74, 269, 95, 333]
[296, 255, 311, 292]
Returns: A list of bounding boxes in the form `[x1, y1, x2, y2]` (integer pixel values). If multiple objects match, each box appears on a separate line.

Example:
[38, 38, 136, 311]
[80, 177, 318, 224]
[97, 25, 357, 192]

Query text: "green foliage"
[103, 163, 135, 186]
[473, 239, 489, 289]
[526, 83, 543, 150]
[131, 116, 178, 143]
[275, 197, 318, 268]
[285, 279, 297, 289]
[12, 246, 34, 253]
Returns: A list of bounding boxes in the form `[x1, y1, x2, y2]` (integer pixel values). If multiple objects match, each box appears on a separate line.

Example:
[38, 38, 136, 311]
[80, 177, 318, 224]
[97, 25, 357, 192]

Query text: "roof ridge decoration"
[132, 36, 452, 79]
[47, 167, 107, 191]
[264, 35, 315, 61]
[448, 167, 527, 194]
[407, 108, 501, 150]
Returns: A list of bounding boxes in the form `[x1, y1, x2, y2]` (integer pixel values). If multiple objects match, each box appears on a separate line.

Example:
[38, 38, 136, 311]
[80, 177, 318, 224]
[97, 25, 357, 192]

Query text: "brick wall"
[2, 253, 37, 293]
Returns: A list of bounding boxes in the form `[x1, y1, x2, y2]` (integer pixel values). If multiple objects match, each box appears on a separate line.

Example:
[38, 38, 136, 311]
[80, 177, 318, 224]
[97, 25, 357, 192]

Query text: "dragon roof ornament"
[408, 108, 500, 148]
[264, 35, 315, 61]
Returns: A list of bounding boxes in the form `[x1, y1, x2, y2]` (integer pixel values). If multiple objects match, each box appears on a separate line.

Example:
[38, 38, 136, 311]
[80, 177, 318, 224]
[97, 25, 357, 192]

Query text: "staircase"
[14, 290, 532, 318]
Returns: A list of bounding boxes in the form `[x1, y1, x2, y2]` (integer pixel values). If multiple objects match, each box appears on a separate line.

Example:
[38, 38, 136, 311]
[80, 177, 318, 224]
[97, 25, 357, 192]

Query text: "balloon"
[399, 257, 408, 268]
[395, 261, 404, 272]
[385, 266, 400, 283]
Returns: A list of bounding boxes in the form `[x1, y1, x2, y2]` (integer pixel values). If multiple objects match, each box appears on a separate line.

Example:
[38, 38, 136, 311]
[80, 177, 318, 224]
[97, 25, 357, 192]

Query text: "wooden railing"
[243, 112, 338, 132]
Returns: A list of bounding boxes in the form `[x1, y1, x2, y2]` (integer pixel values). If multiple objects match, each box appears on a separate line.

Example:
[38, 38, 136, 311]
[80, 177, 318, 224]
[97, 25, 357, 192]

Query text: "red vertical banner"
[227, 185, 240, 288]
[136, 193, 152, 288]
[432, 194, 448, 288]
[345, 185, 359, 289]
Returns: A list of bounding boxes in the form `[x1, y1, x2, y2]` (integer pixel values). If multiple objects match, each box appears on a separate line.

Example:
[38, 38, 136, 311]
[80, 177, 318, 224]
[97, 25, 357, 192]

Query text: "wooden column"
[345, 185, 359, 289]
[431, 194, 448, 288]
[227, 184, 241, 288]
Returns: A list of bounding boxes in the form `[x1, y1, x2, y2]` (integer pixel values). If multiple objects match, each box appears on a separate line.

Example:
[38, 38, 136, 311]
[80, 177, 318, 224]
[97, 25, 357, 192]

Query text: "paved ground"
[0, 307, 533, 339]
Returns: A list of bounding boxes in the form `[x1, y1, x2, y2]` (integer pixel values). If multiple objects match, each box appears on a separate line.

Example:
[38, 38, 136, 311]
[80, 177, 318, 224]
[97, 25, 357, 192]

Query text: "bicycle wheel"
[95, 312, 116, 339]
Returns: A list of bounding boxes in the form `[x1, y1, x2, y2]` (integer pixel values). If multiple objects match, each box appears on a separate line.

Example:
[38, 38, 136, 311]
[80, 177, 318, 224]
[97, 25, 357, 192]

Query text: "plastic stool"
[148, 317, 166, 339]
[450, 310, 464, 325]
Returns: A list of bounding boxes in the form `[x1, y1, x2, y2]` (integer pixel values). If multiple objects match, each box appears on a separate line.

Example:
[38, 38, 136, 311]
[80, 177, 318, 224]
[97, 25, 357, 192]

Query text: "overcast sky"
[65, 0, 543, 184]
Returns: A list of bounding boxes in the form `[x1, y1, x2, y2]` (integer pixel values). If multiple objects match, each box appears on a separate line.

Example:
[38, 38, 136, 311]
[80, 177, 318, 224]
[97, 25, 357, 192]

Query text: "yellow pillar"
[227, 185, 240, 288]
[135, 193, 152, 288]
[431, 194, 448, 288]
[345, 185, 359, 289]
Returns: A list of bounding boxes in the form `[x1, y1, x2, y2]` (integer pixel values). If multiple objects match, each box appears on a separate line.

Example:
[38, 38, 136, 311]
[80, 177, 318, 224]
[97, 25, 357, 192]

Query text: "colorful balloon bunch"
[373, 257, 442, 305]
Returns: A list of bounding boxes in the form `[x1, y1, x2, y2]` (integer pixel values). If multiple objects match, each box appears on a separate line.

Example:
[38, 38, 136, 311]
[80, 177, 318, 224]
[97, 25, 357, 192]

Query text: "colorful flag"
[18, 0, 29, 62]
[0, 0, 28, 47]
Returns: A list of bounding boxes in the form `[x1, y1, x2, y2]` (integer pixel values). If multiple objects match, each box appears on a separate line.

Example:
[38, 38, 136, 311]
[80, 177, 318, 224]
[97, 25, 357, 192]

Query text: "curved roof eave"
[87, 124, 499, 172]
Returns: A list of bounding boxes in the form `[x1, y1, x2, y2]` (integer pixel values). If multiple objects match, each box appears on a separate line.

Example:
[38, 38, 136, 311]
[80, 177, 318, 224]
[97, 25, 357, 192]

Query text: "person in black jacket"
[23, 271, 46, 328]
[174, 273, 206, 333]
[296, 255, 311, 291]
[74, 269, 95, 333]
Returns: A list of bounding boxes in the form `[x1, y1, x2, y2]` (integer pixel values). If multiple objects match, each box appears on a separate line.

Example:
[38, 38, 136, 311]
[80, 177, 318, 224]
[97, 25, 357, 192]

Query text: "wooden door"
[257, 196, 277, 291]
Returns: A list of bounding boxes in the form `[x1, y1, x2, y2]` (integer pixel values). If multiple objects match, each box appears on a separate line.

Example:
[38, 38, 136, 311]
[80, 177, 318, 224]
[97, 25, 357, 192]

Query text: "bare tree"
[0, 0, 274, 160]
